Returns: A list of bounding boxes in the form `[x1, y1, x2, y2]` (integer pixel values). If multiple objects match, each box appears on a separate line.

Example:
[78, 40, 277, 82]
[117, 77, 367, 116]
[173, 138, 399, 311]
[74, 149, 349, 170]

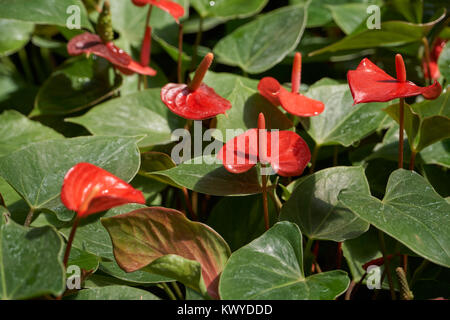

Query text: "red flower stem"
[409, 150, 417, 171]
[63, 216, 81, 268]
[291, 52, 301, 94]
[0, 192, 5, 207]
[398, 98, 405, 169]
[177, 23, 184, 84]
[395, 54, 406, 170]
[261, 171, 270, 231]
[377, 229, 396, 300]
[189, 52, 213, 91]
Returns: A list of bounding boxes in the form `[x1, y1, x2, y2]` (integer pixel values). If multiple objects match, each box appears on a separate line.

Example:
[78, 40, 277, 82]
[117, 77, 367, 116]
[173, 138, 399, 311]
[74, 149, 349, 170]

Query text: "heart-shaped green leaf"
[384, 91, 450, 153]
[0, 208, 65, 299]
[0, 19, 34, 57]
[421, 140, 450, 168]
[152, 155, 262, 196]
[101, 207, 231, 299]
[0, 0, 92, 30]
[219, 221, 350, 299]
[207, 194, 277, 251]
[68, 247, 100, 273]
[66, 285, 160, 300]
[300, 79, 387, 147]
[310, 13, 446, 56]
[0, 110, 63, 157]
[202, 72, 293, 141]
[0, 136, 141, 221]
[214, 4, 307, 73]
[31, 57, 122, 116]
[191, 0, 268, 19]
[280, 166, 370, 242]
[67, 89, 185, 148]
[339, 169, 450, 268]
[327, 3, 370, 35]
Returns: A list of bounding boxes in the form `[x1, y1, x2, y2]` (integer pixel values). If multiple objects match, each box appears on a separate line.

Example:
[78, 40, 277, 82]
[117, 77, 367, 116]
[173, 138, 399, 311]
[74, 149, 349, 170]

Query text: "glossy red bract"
[258, 77, 324, 116]
[217, 129, 311, 177]
[131, 0, 184, 22]
[61, 162, 146, 218]
[161, 83, 232, 120]
[67, 32, 157, 76]
[347, 58, 442, 104]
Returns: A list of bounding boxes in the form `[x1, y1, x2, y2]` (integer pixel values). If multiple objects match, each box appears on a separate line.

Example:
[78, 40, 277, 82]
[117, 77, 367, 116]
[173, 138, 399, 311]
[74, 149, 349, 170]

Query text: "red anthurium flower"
[423, 38, 446, 81]
[347, 54, 442, 104]
[61, 162, 146, 218]
[67, 32, 157, 76]
[131, 0, 184, 23]
[161, 53, 232, 120]
[258, 52, 325, 117]
[217, 113, 311, 177]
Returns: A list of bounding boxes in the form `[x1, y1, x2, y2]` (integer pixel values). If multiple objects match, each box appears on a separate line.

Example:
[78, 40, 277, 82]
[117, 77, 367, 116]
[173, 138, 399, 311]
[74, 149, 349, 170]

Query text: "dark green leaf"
[0, 110, 63, 157]
[300, 79, 388, 147]
[0, 0, 92, 29]
[0, 136, 141, 221]
[219, 221, 350, 299]
[339, 169, 450, 267]
[0, 209, 65, 299]
[0, 19, 34, 57]
[67, 285, 160, 300]
[67, 89, 185, 148]
[214, 4, 307, 73]
[280, 166, 370, 242]
[31, 57, 122, 116]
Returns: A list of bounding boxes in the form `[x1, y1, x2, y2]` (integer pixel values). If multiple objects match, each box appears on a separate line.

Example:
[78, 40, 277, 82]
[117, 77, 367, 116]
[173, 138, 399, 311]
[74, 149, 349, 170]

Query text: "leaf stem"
[161, 282, 177, 300]
[268, 188, 282, 216]
[171, 282, 184, 300]
[309, 145, 320, 174]
[190, 17, 203, 72]
[410, 259, 429, 288]
[398, 98, 405, 169]
[409, 150, 417, 171]
[24, 208, 34, 227]
[422, 37, 432, 86]
[63, 216, 80, 268]
[377, 229, 396, 300]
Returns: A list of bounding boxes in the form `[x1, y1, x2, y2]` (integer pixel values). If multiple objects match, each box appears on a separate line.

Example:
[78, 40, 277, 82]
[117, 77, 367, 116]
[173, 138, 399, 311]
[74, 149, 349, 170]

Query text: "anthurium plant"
[0, 0, 449, 302]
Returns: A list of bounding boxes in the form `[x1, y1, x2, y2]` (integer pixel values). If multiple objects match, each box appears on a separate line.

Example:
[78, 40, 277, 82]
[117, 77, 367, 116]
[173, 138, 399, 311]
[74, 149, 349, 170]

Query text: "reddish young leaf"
[160, 53, 231, 120]
[217, 113, 311, 177]
[67, 32, 157, 76]
[257, 53, 325, 117]
[131, 0, 185, 23]
[101, 207, 231, 299]
[347, 57, 442, 104]
[61, 163, 145, 218]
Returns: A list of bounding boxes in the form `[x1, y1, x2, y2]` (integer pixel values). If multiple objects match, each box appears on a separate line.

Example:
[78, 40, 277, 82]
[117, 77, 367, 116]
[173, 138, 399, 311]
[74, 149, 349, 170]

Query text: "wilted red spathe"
[347, 56, 442, 104]
[217, 113, 311, 177]
[258, 52, 325, 117]
[131, 0, 184, 23]
[67, 32, 157, 76]
[61, 162, 146, 218]
[161, 53, 232, 120]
